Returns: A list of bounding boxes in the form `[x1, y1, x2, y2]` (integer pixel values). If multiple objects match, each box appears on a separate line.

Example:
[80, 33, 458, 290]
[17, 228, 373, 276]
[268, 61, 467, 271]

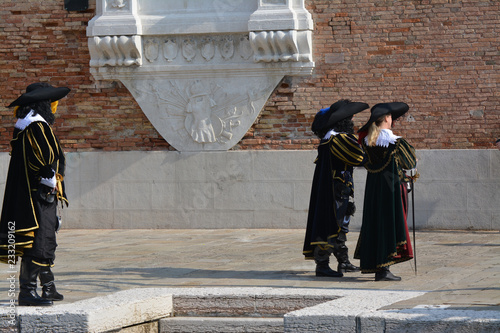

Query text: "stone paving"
[1, 229, 498, 312]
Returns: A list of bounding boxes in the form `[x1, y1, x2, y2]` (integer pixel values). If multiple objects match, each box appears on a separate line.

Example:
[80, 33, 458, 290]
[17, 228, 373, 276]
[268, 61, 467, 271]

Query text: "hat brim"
[8, 87, 70, 108]
[312, 101, 369, 133]
[358, 102, 409, 133]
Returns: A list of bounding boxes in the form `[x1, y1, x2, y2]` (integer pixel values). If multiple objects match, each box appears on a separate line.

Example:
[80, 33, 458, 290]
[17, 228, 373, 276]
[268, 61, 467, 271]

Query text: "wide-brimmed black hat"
[312, 99, 369, 134]
[357, 102, 409, 133]
[8, 82, 70, 108]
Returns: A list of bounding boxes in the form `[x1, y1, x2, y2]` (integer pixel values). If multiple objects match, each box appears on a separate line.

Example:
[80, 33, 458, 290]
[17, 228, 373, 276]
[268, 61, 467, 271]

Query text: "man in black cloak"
[0, 83, 70, 306]
[303, 100, 368, 277]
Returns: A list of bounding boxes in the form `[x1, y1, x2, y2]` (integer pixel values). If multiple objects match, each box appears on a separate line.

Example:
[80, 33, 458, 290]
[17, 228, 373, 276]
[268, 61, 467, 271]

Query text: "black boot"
[333, 238, 360, 274]
[18, 257, 53, 306]
[40, 266, 64, 301]
[337, 260, 360, 274]
[375, 267, 401, 281]
[314, 247, 343, 277]
[316, 261, 344, 277]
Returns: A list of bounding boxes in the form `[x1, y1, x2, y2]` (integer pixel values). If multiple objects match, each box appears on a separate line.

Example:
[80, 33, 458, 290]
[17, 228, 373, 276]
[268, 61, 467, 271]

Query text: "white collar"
[15, 110, 47, 130]
[323, 129, 339, 140]
[374, 129, 401, 147]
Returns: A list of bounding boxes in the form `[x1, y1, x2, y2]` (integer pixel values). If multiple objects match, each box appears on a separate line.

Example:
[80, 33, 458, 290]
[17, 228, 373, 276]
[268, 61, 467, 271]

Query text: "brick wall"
[0, 0, 498, 151]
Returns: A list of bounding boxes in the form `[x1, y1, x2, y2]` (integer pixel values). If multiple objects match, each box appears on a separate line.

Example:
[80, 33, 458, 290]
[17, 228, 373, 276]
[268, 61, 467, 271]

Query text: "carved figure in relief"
[110, 0, 126, 9]
[133, 79, 268, 145]
[129, 79, 271, 144]
[185, 81, 217, 143]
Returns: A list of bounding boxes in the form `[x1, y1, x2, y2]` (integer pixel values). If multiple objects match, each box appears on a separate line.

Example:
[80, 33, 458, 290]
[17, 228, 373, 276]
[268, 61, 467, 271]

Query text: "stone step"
[172, 294, 337, 317]
[159, 316, 284, 333]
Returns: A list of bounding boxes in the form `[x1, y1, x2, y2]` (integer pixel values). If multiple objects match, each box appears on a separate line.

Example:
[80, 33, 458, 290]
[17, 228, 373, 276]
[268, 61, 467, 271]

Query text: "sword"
[409, 168, 417, 275]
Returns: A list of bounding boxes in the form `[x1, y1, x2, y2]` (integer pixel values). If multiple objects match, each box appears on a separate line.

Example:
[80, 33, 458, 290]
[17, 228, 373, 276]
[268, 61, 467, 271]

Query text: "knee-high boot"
[18, 257, 53, 306]
[333, 234, 360, 274]
[39, 266, 64, 301]
[314, 247, 343, 277]
[334, 244, 360, 273]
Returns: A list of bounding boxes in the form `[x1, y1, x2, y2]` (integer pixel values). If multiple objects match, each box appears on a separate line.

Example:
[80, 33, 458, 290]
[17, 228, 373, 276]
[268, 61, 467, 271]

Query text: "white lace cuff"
[40, 174, 57, 188]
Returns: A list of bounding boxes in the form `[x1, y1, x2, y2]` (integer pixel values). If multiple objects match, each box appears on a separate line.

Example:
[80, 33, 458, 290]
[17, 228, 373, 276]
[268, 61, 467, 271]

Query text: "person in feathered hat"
[303, 100, 369, 278]
[0, 82, 70, 306]
[353, 102, 417, 281]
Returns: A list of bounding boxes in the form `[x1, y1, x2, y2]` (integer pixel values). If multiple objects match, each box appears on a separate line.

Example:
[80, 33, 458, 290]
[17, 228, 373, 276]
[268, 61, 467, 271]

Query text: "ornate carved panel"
[87, 0, 314, 151]
[123, 76, 282, 151]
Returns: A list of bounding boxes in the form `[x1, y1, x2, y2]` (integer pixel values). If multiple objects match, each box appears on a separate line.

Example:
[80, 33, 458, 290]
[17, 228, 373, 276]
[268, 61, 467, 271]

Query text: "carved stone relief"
[88, 35, 142, 67]
[87, 0, 314, 151]
[123, 77, 282, 151]
[140, 35, 253, 65]
[108, 0, 128, 11]
[163, 39, 178, 62]
[250, 30, 312, 63]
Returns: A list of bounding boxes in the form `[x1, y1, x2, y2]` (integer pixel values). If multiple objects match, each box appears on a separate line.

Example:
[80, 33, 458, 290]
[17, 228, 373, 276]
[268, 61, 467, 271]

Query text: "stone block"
[0, 312, 17, 333]
[252, 151, 316, 181]
[415, 181, 467, 210]
[0, 154, 10, 179]
[108, 321, 158, 333]
[417, 150, 489, 181]
[426, 210, 475, 230]
[16, 288, 173, 333]
[159, 317, 283, 333]
[217, 210, 256, 228]
[66, 152, 99, 182]
[97, 152, 147, 182]
[375, 307, 500, 333]
[79, 181, 114, 210]
[293, 181, 312, 211]
[214, 181, 294, 211]
[155, 209, 217, 229]
[253, 210, 294, 228]
[113, 210, 156, 228]
[467, 181, 500, 210]
[289, 210, 309, 229]
[205, 151, 254, 183]
[151, 182, 177, 210]
[491, 150, 500, 179]
[177, 182, 215, 210]
[114, 182, 152, 210]
[174, 153, 208, 182]
[64, 180, 82, 209]
[63, 209, 114, 229]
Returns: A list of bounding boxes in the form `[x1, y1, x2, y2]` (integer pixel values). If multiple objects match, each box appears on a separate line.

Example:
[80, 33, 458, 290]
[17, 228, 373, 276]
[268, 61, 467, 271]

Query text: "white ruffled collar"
[15, 110, 47, 130]
[323, 129, 339, 140]
[365, 129, 401, 147]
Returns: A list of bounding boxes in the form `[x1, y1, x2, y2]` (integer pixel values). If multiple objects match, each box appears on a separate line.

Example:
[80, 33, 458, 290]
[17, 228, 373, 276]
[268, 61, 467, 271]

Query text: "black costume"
[354, 102, 417, 281]
[0, 83, 69, 305]
[303, 100, 368, 277]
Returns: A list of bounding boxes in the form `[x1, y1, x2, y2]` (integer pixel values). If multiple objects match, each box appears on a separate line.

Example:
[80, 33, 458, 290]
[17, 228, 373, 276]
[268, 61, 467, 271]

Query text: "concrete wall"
[0, 149, 498, 230]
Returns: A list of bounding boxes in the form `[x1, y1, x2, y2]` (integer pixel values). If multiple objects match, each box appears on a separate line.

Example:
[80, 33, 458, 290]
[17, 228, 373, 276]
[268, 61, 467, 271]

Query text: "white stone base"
[12, 289, 173, 333]
[0, 149, 498, 230]
[2, 288, 498, 333]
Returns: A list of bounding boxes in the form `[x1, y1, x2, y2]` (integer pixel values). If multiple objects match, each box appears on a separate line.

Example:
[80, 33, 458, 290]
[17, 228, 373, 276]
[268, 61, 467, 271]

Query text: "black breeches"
[23, 196, 58, 264]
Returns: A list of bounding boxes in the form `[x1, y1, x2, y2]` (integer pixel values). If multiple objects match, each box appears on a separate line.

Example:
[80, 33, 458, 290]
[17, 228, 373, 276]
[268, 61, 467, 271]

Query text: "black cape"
[354, 138, 417, 272]
[0, 120, 67, 263]
[303, 133, 365, 259]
